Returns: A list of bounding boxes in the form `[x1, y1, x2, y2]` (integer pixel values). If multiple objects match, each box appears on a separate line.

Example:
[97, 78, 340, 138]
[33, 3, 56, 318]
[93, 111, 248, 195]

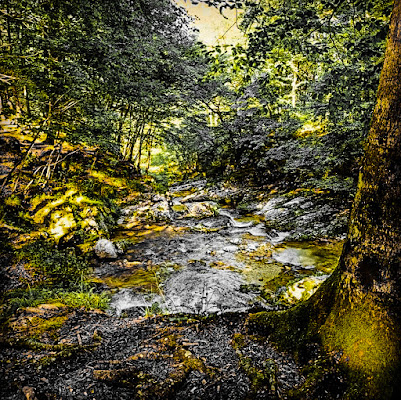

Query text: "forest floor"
[0, 308, 313, 400]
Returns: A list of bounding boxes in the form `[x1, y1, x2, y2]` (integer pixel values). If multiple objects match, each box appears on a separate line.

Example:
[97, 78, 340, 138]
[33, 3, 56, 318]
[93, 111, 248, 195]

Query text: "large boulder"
[94, 239, 119, 259]
[257, 196, 347, 240]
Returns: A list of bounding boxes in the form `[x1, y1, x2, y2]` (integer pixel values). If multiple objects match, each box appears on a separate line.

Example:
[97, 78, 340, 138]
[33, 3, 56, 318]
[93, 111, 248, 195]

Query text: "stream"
[92, 181, 343, 317]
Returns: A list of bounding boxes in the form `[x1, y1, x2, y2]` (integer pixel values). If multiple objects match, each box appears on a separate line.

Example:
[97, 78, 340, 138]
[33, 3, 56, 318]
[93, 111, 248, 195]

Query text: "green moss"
[93, 269, 158, 291]
[93, 367, 151, 388]
[247, 269, 401, 399]
[263, 270, 296, 293]
[60, 290, 110, 310]
[49, 209, 77, 241]
[172, 204, 188, 213]
[25, 315, 68, 340]
[320, 291, 400, 399]
[236, 248, 283, 285]
[3, 195, 21, 207]
[282, 276, 328, 304]
[246, 307, 308, 353]
[273, 240, 344, 274]
[231, 333, 247, 350]
[158, 333, 212, 376]
[3, 287, 109, 317]
[235, 214, 265, 224]
[239, 356, 276, 393]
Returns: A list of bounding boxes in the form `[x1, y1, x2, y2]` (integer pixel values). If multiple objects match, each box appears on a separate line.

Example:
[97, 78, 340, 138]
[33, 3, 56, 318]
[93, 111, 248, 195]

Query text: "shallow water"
[102, 184, 343, 316]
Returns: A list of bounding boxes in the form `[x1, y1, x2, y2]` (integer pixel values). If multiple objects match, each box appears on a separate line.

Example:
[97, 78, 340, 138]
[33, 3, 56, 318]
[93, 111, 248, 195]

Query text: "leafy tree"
[1, 0, 214, 191]
[178, 0, 391, 191]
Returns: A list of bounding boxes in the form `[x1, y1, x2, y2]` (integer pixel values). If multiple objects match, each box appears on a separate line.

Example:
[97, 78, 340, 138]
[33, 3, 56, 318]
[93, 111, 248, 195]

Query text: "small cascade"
[218, 209, 254, 228]
[106, 181, 342, 317]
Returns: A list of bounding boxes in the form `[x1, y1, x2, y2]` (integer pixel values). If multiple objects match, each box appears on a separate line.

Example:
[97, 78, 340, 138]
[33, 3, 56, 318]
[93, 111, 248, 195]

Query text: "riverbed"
[91, 181, 344, 316]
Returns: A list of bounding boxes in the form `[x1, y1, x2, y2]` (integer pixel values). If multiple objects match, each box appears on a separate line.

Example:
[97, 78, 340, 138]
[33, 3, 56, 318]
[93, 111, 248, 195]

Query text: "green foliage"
[59, 289, 110, 310]
[18, 239, 87, 287]
[0, 0, 210, 163]
[168, 0, 390, 193]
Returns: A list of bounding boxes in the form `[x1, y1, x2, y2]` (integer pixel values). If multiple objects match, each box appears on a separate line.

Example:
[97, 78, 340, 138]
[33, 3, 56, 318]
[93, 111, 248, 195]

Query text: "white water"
[218, 209, 255, 228]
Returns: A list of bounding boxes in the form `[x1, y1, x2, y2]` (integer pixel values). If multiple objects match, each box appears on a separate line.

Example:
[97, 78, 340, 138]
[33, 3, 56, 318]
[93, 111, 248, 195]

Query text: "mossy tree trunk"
[249, 1, 401, 397]
[342, 0, 401, 303]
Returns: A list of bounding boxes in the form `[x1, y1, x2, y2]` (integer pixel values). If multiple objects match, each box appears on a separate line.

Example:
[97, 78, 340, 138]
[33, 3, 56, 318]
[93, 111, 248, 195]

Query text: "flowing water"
[93, 182, 343, 316]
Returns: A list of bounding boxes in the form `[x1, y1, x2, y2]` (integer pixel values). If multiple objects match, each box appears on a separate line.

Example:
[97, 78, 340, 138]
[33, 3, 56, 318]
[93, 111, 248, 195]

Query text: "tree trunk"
[248, 2, 401, 398]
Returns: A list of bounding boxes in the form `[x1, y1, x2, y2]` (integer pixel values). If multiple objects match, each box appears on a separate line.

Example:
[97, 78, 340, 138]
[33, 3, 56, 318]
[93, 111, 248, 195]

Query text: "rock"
[180, 190, 210, 203]
[184, 202, 218, 219]
[257, 195, 346, 240]
[172, 203, 189, 215]
[223, 245, 238, 253]
[170, 179, 207, 193]
[162, 263, 256, 314]
[282, 275, 329, 304]
[94, 239, 119, 259]
[150, 200, 171, 221]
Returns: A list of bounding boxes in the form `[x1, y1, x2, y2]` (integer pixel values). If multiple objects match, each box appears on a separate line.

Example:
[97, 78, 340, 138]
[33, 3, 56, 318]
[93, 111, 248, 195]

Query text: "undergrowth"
[17, 239, 88, 286]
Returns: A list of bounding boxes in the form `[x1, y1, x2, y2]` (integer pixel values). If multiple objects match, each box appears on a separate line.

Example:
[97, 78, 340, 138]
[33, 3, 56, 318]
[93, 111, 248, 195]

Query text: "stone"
[150, 200, 171, 221]
[223, 245, 238, 253]
[184, 202, 218, 219]
[94, 239, 119, 259]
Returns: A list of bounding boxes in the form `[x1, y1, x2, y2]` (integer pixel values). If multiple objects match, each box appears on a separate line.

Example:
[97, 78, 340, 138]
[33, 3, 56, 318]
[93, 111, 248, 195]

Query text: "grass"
[2, 286, 110, 314]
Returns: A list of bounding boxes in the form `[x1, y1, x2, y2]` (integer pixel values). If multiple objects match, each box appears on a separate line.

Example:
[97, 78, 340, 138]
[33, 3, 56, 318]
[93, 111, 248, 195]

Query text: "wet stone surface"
[94, 181, 345, 317]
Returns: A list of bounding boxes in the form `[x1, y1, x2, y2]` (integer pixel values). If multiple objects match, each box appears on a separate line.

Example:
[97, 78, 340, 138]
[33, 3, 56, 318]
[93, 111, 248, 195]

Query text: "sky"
[175, 0, 244, 46]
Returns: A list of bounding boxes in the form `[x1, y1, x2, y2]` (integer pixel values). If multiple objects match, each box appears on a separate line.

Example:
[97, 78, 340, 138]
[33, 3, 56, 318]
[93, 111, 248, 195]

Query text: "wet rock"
[94, 239, 119, 259]
[152, 194, 166, 202]
[180, 190, 211, 203]
[281, 275, 329, 304]
[162, 262, 257, 314]
[223, 245, 238, 253]
[172, 203, 189, 216]
[150, 200, 172, 221]
[183, 202, 218, 219]
[219, 209, 254, 228]
[258, 196, 346, 240]
[118, 197, 173, 225]
[170, 179, 207, 193]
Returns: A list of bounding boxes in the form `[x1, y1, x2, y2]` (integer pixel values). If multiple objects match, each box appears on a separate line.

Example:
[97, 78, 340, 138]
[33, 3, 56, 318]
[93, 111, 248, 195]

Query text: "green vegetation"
[18, 240, 87, 285]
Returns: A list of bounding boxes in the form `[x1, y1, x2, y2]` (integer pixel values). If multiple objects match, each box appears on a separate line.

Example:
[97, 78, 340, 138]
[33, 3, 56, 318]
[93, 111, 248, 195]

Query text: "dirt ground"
[0, 307, 309, 400]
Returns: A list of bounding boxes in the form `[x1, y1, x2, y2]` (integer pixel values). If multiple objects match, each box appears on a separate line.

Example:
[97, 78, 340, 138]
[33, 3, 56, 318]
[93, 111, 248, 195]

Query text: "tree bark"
[339, 0, 401, 298]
